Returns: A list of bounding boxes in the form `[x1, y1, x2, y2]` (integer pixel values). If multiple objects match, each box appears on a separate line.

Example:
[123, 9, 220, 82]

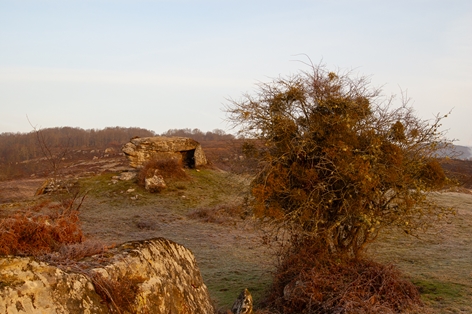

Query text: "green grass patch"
[78, 173, 146, 203]
[205, 268, 272, 311]
[413, 278, 465, 302]
[75, 169, 249, 213]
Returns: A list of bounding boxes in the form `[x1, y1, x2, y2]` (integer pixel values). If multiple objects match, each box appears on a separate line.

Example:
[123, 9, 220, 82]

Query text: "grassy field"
[368, 192, 472, 313]
[74, 168, 276, 311]
[1, 167, 471, 312]
[76, 169, 472, 312]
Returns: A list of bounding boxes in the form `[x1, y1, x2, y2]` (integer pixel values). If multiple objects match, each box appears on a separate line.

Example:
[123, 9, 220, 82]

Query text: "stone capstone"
[0, 238, 215, 314]
[122, 136, 207, 168]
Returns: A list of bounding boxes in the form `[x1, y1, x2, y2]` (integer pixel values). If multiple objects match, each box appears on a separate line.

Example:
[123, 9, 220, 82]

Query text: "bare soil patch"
[0, 178, 45, 204]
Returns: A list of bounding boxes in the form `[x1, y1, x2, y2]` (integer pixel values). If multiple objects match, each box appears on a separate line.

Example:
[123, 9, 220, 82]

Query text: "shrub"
[136, 158, 189, 188]
[0, 199, 84, 256]
[260, 241, 423, 314]
[226, 63, 455, 258]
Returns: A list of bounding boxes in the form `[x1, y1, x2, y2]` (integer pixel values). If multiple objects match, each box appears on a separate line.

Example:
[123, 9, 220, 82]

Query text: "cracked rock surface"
[0, 238, 214, 314]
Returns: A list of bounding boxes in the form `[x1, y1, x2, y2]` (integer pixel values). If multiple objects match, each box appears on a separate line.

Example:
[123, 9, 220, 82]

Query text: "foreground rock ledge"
[0, 238, 214, 314]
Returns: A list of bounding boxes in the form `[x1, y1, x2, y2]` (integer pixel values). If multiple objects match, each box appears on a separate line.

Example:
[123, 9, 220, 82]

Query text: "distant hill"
[437, 145, 472, 160]
[453, 145, 472, 160]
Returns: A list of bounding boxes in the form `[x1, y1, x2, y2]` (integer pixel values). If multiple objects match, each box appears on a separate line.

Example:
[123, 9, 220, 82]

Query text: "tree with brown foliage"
[226, 64, 455, 258]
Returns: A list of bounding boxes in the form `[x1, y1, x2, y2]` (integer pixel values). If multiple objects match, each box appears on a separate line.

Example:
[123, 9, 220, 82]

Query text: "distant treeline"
[0, 126, 235, 164]
[161, 128, 235, 142]
[0, 127, 155, 164]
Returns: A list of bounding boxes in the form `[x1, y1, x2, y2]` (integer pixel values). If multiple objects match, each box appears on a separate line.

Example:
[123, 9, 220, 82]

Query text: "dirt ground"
[1, 157, 472, 312]
[0, 178, 45, 204]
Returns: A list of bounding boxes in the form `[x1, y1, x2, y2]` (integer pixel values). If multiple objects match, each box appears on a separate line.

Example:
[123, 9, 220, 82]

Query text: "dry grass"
[89, 271, 146, 314]
[3, 156, 471, 313]
[39, 239, 115, 269]
[259, 240, 424, 314]
[367, 191, 472, 313]
[0, 198, 84, 256]
[137, 158, 189, 187]
[75, 168, 272, 310]
[187, 203, 248, 225]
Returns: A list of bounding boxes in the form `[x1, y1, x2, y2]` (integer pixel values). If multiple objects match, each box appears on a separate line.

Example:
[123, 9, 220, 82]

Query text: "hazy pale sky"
[1, 0, 471, 145]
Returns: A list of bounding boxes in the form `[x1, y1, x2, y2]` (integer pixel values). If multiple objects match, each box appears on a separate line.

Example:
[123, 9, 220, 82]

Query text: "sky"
[1, 0, 471, 146]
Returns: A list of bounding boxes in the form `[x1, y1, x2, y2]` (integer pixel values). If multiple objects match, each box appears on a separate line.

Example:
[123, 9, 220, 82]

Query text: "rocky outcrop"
[122, 136, 207, 169]
[34, 178, 73, 196]
[0, 238, 214, 314]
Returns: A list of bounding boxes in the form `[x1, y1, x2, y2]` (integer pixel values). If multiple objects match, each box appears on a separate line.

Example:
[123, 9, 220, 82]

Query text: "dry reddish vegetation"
[91, 271, 146, 313]
[258, 240, 424, 314]
[0, 198, 84, 256]
[0, 195, 144, 312]
[136, 158, 189, 188]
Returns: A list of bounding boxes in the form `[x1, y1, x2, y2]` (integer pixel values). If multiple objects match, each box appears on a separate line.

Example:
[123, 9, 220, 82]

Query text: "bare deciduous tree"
[27, 116, 70, 176]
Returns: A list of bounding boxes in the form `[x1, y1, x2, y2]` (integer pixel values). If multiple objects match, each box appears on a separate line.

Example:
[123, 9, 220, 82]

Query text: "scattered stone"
[35, 178, 61, 196]
[231, 288, 253, 314]
[145, 172, 167, 193]
[104, 147, 115, 154]
[119, 171, 137, 181]
[126, 188, 135, 193]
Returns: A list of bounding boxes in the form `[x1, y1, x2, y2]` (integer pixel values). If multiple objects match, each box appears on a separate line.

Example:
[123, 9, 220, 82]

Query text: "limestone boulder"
[0, 257, 107, 313]
[145, 172, 167, 192]
[122, 136, 207, 169]
[0, 238, 214, 314]
[119, 171, 137, 181]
